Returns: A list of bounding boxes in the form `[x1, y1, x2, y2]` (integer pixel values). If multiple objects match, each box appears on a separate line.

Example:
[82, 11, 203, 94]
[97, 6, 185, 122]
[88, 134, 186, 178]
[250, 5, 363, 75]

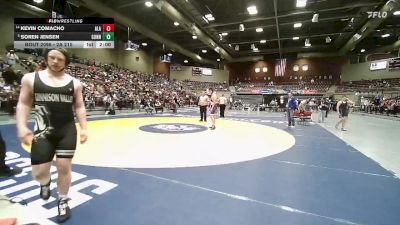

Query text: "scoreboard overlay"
[14, 18, 114, 49]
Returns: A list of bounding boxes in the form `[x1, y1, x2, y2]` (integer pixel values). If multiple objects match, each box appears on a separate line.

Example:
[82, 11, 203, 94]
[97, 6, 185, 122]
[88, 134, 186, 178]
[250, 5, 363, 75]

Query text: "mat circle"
[139, 123, 208, 134]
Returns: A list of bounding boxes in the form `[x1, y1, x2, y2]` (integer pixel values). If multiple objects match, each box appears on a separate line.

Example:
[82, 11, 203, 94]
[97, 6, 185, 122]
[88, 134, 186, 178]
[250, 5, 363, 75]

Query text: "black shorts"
[31, 123, 77, 165]
[340, 111, 349, 117]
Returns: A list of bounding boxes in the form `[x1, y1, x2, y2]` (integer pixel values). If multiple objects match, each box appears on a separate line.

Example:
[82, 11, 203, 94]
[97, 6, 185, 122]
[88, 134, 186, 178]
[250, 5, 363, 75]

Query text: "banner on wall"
[192, 67, 202, 76]
[192, 67, 213, 76]
[202, 68, 212, 76]
[370, 61, 387, 71]
[170, 64, 182, 71]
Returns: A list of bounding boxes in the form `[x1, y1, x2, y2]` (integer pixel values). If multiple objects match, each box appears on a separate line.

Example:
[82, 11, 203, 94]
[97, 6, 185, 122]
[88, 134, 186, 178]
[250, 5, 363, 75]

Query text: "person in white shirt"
[218, 94, 227, 118]
[198, 91, 209, 122]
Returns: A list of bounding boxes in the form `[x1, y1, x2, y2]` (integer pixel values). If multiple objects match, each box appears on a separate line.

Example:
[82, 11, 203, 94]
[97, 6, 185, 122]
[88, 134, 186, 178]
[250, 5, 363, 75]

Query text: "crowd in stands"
[69, 63, 200, 113]
[233, 80, 332, 93]
[181, 80, 229, 91]
[0, 51, 203, 115]
[336, 78, 400, 93]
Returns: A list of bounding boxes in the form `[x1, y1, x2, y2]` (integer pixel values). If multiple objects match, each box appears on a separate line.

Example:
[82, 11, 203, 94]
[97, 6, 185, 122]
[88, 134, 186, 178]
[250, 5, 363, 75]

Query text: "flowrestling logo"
[0, 151, 118, 220]
[139, 123, 207, 134]
[367, 11, 388, 18]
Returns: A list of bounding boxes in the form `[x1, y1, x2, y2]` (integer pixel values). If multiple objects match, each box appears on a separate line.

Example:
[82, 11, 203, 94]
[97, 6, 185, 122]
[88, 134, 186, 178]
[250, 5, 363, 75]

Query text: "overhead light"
[174, 21, 179, 26]
[325, 36, 331, 43]
[168, 53, 173, 56]
[205, 14, 215, 21]
[235, 45, 239, 51]
[353, 33, 362, 40]
[184, 60, 188, 63]
[145, 1, 153, 7]
[394, 11, 400, 16]
[221, 32, 228, 36]
[296, 0, 307, 8]
[142, 42, 148, 46]
[247, 6, 258, 15]
[260, 40, 266, 44]
[207, 17, 215, 21]
[202, 16, 209, 23]
[192, 35, 197, 39]
[262, 67, 268, 72]
[312, 13, 319, 23]
[293, 36, 300, 40]
[294, 23, 302, 28]
[214, 47, 220, 53]
[217, 58, 221, 62]
[340, 18, 349, 21]
[228, 44, 232, 47]
[255, 67, 261, 73]
[202, 49, 207, 53]
[360, 49, 365, 53]
[256, 28, 263, 32]
[381, 33, 390, 38]
[251, 43, 255, 50]
[196, 55, 202, 60]
[253, 48, 259, 52]
[239, 24, 245, 31]
[33, 0, 43, 3]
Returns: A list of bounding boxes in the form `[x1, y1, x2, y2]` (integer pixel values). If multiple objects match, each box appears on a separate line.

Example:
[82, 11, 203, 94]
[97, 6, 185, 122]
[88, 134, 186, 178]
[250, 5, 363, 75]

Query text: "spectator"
[6, 50, 19, 68]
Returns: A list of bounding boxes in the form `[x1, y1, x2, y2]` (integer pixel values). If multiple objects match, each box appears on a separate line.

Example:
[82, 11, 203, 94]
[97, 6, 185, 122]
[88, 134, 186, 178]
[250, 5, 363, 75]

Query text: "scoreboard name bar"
[14, 18, 114, 24]
[15, 32, 114, 41]
[15, 24, 114, 32]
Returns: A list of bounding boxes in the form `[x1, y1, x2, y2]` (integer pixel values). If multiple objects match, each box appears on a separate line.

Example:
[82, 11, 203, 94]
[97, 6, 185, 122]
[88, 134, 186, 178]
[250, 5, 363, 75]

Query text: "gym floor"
[1, 108, 400, 225]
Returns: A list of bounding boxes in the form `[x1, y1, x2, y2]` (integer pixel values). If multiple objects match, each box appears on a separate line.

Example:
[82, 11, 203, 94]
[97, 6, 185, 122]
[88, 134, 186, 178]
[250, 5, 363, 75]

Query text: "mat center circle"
[139, 123, 208, 134]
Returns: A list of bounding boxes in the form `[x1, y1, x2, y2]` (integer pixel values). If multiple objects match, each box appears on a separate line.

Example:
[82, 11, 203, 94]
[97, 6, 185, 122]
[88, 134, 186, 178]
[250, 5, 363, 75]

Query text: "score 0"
[102, 24, 114, 32]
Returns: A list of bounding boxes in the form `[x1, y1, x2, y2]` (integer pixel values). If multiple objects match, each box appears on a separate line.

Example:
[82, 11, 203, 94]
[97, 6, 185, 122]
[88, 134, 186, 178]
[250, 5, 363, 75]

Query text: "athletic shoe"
[0, 166, 22, 177]
[57, 198, 71, 223]
[210, 126, 216, 130]
[40, 179, 51, 200]
[341, 128, 347, 131]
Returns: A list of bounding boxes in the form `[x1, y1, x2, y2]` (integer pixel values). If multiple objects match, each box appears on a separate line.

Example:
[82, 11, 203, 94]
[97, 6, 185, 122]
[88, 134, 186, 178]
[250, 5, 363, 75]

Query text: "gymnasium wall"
[170, 66, 229, 83]
[153, 57, 170, 75]
[341, 59, 400, 82]
[225, 57, 349, 83]
[0, 6, 25, 54]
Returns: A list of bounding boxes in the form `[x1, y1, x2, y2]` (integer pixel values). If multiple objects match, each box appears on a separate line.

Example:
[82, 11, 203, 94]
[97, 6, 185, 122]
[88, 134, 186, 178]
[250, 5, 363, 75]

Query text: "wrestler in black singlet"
[31, 72, 76, 165]
[339, 101, 349, 117]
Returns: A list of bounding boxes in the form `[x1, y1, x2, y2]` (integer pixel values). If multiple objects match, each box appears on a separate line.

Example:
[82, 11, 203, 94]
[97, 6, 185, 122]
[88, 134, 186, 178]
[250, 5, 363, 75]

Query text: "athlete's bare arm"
[73, 79, 88, 144]
[16, 73, 35, 145]
[336, 101, 342, 113]
[212, 93, 217, 105]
